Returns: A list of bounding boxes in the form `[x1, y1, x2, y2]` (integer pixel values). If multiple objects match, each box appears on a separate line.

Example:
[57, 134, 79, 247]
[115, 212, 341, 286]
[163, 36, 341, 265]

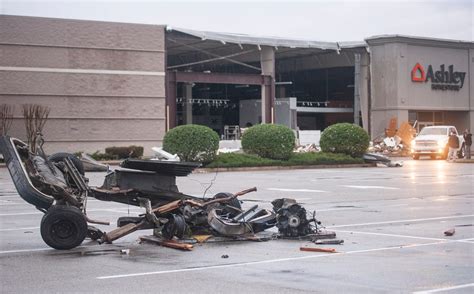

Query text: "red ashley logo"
[411, 63, 466, 91]
[411, 63, 425, 82]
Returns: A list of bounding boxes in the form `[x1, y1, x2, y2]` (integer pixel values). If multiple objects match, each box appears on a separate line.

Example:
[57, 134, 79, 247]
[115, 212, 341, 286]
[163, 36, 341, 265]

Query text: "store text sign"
[411, 63, 466, 91]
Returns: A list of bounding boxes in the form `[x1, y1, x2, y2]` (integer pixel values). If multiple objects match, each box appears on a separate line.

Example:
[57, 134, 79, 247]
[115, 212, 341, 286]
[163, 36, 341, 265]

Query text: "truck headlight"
[437, 140, 445, 148]
[411, 141, 416, 147]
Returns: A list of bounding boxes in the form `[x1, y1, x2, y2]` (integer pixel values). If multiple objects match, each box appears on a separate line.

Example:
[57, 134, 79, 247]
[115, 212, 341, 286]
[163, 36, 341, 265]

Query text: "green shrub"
[241, 124, 295, 160]
[90, 151, 117, 161]
[206, 153, 277, 168]
[104, 146, 144, 159]
[205, 152, 363, 168]
[163, 124, 219, 163]
[319, 123, 369, 157]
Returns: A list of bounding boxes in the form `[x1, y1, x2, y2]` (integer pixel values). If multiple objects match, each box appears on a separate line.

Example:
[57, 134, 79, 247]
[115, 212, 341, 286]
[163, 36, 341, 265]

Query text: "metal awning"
[167, 26, 345, 51]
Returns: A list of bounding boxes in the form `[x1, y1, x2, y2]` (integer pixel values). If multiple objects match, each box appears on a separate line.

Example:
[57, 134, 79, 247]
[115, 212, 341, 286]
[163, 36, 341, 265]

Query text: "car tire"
[40, 205, 87, 250]
[48, 152, 85, 175]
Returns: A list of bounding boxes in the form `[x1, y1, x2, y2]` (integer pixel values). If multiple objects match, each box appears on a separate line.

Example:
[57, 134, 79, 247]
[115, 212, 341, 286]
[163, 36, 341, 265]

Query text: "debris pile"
[369, 119, 417, 156]
[370, 135, 405, 155]
[0, 134, 339, 252]
[294, 144, 320, 153]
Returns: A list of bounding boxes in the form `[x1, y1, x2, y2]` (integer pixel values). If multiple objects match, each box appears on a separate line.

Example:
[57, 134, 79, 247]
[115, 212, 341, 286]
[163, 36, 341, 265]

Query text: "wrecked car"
[0, 135, 331, 250]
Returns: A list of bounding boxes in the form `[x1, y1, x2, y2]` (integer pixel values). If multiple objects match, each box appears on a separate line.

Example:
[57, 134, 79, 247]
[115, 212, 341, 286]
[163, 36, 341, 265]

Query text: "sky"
[1, 0, 473, 42]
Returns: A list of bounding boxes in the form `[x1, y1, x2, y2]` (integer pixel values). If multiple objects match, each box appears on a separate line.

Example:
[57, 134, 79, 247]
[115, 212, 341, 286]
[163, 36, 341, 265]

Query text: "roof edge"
[167, 26, 341, 51]
[365, 34, 474, 48]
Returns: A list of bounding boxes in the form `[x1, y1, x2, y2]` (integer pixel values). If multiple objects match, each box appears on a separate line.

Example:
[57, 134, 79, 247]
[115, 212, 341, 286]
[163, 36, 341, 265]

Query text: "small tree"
[0, 104, 15, 136]
[22, 104, 50, 153]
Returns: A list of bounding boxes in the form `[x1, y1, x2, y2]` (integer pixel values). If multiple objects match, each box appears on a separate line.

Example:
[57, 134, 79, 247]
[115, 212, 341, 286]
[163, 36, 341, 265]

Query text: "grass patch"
[205, 152, 363, 168]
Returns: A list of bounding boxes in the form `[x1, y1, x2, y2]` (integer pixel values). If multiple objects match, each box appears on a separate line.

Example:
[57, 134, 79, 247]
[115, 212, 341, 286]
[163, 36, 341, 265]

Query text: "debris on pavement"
[140, 235, 194, 251]
[300, 247, 338, 253]
[363, 153, 403, 167]
[272, 198, 320, 237]
[120, 249, 130, 255]
[314, 239, 344, 245]
[0, 134, 340, 252]
[444, 228, 455, 236]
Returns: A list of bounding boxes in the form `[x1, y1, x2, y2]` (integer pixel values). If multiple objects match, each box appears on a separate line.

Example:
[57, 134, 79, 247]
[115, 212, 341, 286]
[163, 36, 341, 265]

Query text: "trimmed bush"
[105, 146, 144, 159]
[241, 124, 295, 160]
[319, 123, 369, 157]
[163, 124, 219, 163]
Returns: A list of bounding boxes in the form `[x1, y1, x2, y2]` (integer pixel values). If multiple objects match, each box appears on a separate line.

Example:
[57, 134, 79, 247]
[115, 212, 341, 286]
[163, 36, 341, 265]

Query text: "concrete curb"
[195, 163, 376, 173]
[453, 159, 474, 163]
[0, 161, 376, 172]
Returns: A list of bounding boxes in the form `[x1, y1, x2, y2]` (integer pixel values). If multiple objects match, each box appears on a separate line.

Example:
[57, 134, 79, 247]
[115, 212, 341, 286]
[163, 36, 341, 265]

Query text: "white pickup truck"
[411, 125, 464, 160]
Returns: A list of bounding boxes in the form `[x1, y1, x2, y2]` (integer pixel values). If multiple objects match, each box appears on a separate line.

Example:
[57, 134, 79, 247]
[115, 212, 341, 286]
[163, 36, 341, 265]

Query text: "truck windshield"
[419, 128, 447, 136]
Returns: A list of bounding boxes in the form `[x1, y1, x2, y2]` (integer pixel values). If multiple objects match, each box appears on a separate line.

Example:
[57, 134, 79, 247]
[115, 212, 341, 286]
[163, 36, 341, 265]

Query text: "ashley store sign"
[411, 63, 466, 91]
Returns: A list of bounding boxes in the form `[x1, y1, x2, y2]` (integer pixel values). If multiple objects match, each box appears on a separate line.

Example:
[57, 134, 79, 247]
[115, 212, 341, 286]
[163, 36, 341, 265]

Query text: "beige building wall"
[367, 36, 473, 138]
[0, 15, 166, 156]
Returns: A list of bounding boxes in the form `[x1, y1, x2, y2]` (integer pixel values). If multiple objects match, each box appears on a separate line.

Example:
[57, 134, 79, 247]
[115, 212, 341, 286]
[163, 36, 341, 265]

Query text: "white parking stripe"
[332, 229, 448, 241]
[97, 239, 473, 280]
[0, 248, 52, 254]
[0, 208, 143, 217]
[327, 214, 474, 228]
[343, 185, 399, 190]
[0, 227, 39, 232]
[412, 283, 474, 293]
[0, 212, 43, 216]
[267, 188, 327, 193]
[317, 207, 357, 212]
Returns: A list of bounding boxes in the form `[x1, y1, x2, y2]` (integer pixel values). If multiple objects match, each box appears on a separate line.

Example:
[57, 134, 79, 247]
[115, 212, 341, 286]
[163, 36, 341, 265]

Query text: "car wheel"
[213, 192, 242, 217]
[162, 214, 187, 240]
[40, 205, 87, 250]
[48, 152, 85, 175]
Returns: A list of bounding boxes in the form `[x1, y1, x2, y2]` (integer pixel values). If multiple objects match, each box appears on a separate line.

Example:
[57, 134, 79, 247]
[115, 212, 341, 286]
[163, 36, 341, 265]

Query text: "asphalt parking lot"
[0, 159, 473, 293]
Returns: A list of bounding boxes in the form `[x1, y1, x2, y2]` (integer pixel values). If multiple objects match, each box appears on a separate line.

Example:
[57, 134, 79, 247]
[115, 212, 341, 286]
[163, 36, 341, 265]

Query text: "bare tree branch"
[22, 104, 50, 153]
[0, 104, 15, 136]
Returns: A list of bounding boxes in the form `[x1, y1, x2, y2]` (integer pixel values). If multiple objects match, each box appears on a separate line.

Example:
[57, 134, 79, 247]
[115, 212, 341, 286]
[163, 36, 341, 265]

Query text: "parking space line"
[0, 248, 52, 254]
[97, 239, 473, 280]
[317, 207, 358, 212]
[0, 226, 39, 232]
[327, 214, 474, 228]
[342, 185, 400, 190]
[0, 212, 43, 216]
[0, 208, 143, 217]
[332, 229, 449, 241]
[267, 188, 327, 193]
[412, 282, 474, 293]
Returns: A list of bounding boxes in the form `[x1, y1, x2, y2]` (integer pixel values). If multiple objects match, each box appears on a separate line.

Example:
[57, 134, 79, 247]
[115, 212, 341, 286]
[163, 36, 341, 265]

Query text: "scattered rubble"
[300, 247, 337, 253]
[369, 119, 417, 156]
[294, 144, 320, 153]
[363, 153, 403, 167]
[444, 228, 455, 236]
[0, 134, 340, 252]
